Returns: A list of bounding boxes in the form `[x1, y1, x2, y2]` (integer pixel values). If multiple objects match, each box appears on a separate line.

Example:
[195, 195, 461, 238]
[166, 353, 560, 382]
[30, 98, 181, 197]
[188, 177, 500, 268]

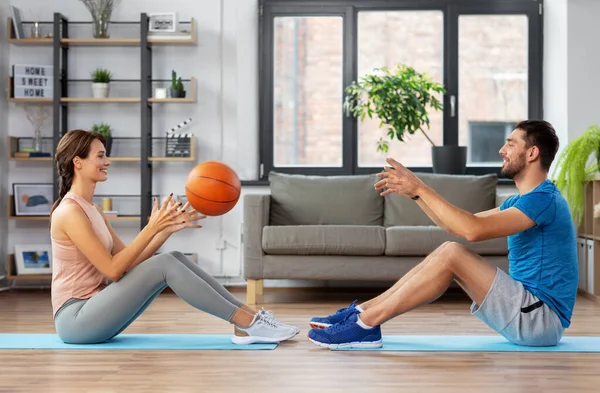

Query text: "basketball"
[185, 161, 241, 216]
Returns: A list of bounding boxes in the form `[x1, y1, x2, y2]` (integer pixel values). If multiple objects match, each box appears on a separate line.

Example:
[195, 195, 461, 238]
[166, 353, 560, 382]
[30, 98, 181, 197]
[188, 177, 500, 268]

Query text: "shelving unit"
[6, 12, 198, 283]
[577, 173, 600, 302]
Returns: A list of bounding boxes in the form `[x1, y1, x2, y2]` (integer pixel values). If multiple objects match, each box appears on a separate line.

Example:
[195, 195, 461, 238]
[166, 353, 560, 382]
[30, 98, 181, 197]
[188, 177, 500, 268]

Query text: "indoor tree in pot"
[345, 64, 465, 174]
[551, 125, 600, 225]
[91, 122, 113, 156]
[91, 68, 112, 98]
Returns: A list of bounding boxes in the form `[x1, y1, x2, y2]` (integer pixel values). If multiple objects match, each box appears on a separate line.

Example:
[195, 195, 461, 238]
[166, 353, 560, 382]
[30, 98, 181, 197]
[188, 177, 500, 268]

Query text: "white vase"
[92, 83, 110, 98]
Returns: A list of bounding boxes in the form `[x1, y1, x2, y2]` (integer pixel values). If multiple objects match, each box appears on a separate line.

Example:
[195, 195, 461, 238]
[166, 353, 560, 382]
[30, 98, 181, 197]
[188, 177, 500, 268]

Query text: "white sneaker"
[232, 312, 299, 345]
[259, 308, 300, 335]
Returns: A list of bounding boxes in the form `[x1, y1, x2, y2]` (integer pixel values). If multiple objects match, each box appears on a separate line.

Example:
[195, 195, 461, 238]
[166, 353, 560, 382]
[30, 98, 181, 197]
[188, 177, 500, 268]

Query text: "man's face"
[499, 129, 528, 179]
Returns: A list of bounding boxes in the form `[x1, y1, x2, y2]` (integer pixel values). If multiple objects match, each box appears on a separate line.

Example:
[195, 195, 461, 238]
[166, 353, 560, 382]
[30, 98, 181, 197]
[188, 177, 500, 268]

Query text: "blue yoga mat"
[0, 334, 277, 350]
[334, 335, 600, 352]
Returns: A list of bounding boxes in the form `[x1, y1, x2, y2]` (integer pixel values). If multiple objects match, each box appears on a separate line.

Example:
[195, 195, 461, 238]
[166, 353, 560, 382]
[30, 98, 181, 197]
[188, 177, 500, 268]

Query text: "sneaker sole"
[231, 330, 299, 345]
[309, 322, 331, 329]
[308, 336, 383, 349]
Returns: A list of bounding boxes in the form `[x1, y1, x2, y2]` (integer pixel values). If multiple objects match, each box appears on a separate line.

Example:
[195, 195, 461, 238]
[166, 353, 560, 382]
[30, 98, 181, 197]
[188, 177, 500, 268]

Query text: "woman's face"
[78, 139, 110, 182]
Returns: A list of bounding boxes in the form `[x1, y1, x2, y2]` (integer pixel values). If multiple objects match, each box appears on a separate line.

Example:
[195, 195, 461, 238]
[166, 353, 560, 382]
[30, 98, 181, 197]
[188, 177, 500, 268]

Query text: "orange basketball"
[185, 161, 241, 216]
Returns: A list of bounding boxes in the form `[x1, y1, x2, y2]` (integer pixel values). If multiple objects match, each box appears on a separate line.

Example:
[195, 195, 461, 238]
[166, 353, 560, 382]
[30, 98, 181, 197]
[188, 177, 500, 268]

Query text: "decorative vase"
[431, 146, 467, 175]
[92, 15, 110, 38]
[33, 127, 42, 152]
[92, 83, 110, 98]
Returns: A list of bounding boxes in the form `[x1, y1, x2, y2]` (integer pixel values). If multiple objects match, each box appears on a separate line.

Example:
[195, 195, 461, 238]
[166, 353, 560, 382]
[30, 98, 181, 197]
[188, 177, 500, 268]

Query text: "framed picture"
[13, 183, 53, 216]
[14, 244, 52, 275]
[148, 13, 177, 33]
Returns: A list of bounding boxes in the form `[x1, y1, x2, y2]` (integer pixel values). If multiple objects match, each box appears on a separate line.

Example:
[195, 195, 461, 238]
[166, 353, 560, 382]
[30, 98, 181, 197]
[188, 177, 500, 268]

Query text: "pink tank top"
[50, 191, 114, 317]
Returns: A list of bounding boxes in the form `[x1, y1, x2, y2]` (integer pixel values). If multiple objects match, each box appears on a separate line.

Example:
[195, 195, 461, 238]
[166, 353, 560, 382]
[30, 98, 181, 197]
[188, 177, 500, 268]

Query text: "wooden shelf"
[6, 195, 145, 221]
[149, 77, 197, 103]
[7, 18, 197, 47]
[7, 18, 53, 46]
[6, 254, 52, 281]
[7, 136, 53, 161]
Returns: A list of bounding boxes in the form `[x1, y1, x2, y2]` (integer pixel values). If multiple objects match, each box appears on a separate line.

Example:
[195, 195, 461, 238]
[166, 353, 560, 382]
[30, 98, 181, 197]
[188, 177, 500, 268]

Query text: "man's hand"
[374, 157, 425, 199]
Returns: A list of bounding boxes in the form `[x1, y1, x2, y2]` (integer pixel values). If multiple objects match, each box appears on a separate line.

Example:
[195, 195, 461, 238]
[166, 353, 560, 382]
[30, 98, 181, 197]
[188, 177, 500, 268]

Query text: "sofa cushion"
[385, 226, 508, 256]
[262, 225, 385, 256]
[268, 172, 383, 226]
[384, 173, 498, 226]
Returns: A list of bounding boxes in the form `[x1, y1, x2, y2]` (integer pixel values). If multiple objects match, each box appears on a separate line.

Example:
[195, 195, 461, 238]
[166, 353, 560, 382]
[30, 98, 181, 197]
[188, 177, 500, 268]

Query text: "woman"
[49, 129, 298, 344]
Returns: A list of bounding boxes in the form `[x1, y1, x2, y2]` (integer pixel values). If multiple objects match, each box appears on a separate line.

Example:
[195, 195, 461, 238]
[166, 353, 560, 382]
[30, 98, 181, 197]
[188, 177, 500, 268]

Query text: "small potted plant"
[170, 70, 186, 98]
[91, 122, 113, 156]
[91, 68, 112, 98]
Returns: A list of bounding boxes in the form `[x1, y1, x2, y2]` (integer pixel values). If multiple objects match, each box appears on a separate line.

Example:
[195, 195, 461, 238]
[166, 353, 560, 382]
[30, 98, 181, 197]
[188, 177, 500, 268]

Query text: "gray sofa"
[243, 171, 511, 304]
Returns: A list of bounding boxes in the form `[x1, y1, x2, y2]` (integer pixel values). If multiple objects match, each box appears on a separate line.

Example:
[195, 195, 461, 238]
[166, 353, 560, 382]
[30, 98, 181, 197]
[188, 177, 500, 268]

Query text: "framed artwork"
[14, 244, 52, 275]
[10, 6, 24, 39]
[13, 183, 53, 216]
[148, 13, 177, 33]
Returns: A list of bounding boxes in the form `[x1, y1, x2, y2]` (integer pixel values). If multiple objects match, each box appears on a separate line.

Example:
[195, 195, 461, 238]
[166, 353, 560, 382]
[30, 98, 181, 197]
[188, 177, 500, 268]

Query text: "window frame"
[257, 0, 543, 182]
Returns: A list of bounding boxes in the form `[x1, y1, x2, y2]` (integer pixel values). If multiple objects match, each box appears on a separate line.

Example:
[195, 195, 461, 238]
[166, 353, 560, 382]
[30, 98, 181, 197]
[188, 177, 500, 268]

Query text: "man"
[308, 120, 578, 349]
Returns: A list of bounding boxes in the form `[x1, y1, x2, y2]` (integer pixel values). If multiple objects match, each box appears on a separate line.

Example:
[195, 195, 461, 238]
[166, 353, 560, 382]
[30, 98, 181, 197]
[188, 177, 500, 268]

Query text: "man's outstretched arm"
[377, 158, 536, 242]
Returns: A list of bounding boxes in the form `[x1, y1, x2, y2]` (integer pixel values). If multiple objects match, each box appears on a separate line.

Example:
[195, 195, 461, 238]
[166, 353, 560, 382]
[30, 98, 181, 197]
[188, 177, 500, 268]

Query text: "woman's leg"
[54, 253, 254, 344]
[167, 251, 244, 307]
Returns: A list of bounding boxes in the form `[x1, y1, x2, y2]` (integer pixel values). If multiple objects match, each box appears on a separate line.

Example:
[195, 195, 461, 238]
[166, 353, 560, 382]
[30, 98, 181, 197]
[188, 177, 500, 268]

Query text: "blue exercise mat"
[0, 334, 277, 350]
[333, 335, 600, 352]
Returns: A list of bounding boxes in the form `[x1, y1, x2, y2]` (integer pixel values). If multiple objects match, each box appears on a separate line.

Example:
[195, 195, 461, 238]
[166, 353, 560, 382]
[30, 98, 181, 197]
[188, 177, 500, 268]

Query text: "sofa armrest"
[243, 194, 270, 279]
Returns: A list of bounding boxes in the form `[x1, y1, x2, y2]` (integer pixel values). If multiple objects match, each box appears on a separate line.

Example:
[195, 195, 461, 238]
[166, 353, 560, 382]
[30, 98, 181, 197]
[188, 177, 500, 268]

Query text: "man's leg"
[358, 242, 451, 311]
[359, 241, 497, 327]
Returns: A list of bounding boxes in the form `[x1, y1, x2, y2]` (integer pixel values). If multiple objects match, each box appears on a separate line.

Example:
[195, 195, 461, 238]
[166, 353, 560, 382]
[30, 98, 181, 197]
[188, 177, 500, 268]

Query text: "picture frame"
[10, 6, 24, 39]
[148, 13, 177, 33]
[14, 244, 52, 275]
[13, 183, 53, 216]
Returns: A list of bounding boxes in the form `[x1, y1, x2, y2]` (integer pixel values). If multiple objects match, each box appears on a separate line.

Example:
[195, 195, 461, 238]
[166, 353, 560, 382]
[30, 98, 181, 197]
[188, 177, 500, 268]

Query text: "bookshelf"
[5, 12, 198, 282]
[577, 174, 600, 302]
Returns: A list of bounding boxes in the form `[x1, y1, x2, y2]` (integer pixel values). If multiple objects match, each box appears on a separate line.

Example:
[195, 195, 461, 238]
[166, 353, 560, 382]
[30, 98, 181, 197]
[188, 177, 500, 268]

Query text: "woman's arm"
[55, 197, 182, 281]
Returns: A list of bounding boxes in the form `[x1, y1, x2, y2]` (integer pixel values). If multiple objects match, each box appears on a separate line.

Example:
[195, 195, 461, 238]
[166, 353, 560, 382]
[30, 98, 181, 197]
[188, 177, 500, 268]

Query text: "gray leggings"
[54, 251, 243, 344]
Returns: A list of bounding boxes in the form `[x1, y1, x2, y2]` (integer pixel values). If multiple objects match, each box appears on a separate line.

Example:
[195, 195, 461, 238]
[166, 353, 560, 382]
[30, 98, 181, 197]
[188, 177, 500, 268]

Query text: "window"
[258, 0, 543, 180]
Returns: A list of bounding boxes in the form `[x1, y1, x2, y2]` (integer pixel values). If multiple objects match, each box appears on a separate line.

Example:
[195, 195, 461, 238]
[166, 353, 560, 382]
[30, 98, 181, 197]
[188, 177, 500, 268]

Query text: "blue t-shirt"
[500, 179, 578, 328]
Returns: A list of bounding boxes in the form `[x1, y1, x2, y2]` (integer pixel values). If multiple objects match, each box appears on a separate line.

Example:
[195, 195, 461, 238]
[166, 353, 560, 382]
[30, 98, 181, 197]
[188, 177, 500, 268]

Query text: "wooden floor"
[1, 289, 600, 393]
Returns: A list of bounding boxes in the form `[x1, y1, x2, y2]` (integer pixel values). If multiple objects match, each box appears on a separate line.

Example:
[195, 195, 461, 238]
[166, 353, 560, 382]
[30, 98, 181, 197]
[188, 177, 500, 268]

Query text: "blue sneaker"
[308, 312, 382, 349]
[309, 300, 360, 329]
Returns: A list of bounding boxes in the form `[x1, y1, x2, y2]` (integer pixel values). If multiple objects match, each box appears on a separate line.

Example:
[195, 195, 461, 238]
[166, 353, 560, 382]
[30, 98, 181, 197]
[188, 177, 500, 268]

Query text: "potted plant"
[345, 64, 465, 174]
[551, 125, 600, 225]
[91, 122, 113, 156]
[170, 70, 186, 98]
[79, 0, 121, 38]
[91, 68, 112, 98]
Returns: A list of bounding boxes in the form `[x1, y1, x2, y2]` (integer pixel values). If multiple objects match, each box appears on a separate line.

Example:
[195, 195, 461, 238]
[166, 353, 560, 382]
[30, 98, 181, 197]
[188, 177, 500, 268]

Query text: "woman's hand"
[162, 198, 206, 235]
[145, 193, 185, 235]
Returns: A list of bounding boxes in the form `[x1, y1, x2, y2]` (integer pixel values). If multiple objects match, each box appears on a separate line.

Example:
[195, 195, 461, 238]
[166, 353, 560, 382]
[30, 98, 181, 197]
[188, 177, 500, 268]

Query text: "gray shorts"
[471, 267, 565, 346]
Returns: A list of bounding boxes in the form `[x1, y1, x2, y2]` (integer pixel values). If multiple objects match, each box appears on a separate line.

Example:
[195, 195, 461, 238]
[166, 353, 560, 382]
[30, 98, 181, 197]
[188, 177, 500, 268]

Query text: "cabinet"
[5, 13, 198, 282]
[577, 175, 600, 299]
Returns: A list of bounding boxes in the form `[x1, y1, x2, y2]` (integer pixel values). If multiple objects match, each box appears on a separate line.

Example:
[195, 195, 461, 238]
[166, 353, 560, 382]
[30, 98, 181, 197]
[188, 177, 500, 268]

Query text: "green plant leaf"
[551, 125, 600, 224]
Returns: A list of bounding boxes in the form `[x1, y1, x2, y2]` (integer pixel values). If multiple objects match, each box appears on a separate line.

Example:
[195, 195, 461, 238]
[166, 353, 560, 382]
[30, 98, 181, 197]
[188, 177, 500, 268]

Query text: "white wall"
[546, 0, 600, 175]
[5, 0, 259, 284]
[0, 3, 9, 287]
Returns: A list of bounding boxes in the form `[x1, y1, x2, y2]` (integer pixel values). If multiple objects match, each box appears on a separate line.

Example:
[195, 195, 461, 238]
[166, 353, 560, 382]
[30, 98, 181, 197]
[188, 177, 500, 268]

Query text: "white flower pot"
[92, 83, 110, 98]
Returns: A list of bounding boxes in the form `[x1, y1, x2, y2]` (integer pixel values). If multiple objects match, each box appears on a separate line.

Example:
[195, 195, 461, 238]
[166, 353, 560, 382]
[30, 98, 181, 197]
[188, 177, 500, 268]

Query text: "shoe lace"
[328, 309, 358, 334]
[334, 300, 357, 315]
[258, 309, 279, 328]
